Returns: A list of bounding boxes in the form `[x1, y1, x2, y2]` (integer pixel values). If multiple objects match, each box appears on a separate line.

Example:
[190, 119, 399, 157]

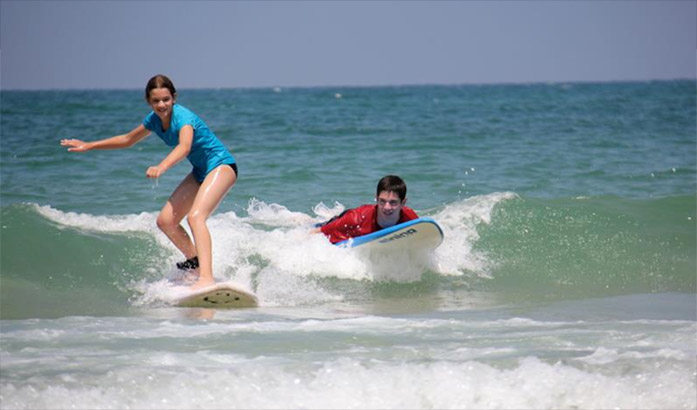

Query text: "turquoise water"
[1, 81, 695, 409]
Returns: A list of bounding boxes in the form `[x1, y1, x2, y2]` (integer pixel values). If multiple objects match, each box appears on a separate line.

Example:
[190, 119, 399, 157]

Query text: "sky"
[1, 0, 695, 90]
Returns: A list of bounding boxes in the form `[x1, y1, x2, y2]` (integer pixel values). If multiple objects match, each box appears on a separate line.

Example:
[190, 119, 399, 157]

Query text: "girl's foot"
[190, 277, 216, 290]
[167, 269, 199, 285]
[176, 256, 199, 271]
[169, 256, 200, 285]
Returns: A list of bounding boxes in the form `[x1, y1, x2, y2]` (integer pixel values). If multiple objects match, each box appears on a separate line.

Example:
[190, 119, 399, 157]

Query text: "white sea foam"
[578, 346, 690, 364]
[1, 355, 693, 410]
[246, 197, 316, 226]
[34, 193, 516, 307]
[35, 204, 159, 235]
[3, 303, 694, 410]
[430, 192, 517, 276]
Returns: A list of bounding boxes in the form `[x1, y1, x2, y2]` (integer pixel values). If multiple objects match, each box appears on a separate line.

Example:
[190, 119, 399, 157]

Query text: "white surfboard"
[174, 282, 259, 308]
[335, 217, 444, 251]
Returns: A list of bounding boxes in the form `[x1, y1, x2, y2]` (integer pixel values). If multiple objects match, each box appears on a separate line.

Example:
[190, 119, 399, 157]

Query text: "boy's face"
[376, 190, 405, 222]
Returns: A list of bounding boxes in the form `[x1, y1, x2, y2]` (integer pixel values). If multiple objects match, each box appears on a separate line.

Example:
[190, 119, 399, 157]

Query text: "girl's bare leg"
[187, 165, 236, 289]
[156, 173, 199, 261]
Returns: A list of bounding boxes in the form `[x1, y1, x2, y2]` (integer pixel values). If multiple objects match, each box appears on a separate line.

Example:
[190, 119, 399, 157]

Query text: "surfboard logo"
[336, 217, 443, 249]
[378, 228, 418, 244]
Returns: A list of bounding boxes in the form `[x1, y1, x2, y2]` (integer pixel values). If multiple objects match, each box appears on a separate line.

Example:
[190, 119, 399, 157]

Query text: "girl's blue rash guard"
[143, 104, 235, 182]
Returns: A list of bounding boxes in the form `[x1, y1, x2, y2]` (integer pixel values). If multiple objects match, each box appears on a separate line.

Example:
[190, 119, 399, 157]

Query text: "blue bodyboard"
[335, 217, 444, 250]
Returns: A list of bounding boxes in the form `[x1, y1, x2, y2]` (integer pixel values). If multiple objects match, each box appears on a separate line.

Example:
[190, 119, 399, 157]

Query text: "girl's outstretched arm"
[61, 124, 150, 152]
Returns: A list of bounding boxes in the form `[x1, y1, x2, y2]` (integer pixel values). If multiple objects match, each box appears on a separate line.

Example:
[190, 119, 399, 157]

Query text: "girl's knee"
[157, 213, 176, 232]
[186, 211, 207, 229]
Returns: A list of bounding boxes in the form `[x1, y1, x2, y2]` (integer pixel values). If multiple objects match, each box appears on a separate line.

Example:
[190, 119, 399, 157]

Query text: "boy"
[317, 175, 418, 244]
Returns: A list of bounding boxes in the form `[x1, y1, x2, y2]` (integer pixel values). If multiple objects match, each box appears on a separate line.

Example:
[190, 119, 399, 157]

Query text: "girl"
[61, 74, 237, 290]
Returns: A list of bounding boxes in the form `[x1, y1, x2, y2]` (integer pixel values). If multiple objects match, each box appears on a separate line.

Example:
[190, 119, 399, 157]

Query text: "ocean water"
[1, 81, 695, 409]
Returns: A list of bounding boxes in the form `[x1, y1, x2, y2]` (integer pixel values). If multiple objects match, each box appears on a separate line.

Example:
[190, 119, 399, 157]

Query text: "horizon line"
[1, 77, 694, 92]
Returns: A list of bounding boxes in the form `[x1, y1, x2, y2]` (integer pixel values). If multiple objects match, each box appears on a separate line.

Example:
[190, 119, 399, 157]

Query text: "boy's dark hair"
[376, 175, 407, 201]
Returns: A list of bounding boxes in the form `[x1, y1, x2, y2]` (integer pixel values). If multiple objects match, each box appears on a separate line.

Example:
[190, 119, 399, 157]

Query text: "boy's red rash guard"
[320, 204, 419, 244]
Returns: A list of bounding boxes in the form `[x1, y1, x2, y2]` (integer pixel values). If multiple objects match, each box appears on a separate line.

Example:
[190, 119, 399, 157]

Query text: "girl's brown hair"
[145, 74, 177, 100]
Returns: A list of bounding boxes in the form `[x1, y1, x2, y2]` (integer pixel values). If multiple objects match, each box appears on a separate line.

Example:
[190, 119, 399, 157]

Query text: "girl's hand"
[60, 139, 91, 152]
[146, 165, 165, 179]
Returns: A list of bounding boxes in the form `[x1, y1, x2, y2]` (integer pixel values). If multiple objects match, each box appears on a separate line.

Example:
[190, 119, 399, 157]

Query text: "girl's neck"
[159, 111, 172, 131]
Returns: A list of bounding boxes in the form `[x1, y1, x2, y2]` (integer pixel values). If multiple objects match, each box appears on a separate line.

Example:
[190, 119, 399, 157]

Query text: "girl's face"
[147, 87, 175, 121]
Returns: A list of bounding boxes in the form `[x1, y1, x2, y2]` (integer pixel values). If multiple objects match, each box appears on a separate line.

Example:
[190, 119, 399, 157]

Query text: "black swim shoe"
[176, 256, 199, 271]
